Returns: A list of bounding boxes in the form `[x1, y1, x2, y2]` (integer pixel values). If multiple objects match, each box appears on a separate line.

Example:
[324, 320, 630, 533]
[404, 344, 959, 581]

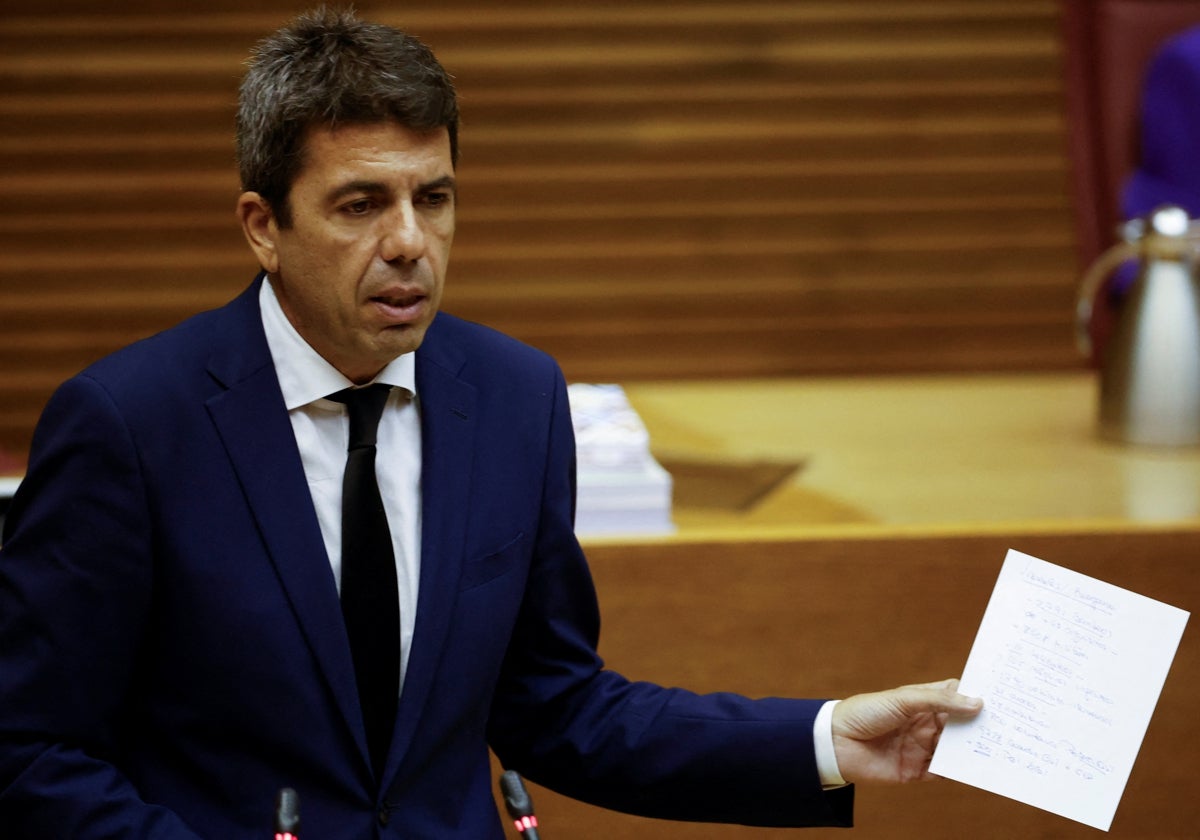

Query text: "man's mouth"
[372, 293, 423, 308]
[369, 293, 426, 324]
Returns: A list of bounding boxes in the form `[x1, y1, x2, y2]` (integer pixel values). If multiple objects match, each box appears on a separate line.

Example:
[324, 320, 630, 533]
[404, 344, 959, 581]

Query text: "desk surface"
[618, 372, 1200, 540]
[5, 372, 1196, 540]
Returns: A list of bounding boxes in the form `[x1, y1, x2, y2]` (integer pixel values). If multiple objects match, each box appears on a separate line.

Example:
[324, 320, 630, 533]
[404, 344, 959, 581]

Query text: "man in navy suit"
[0, 9, 980, 838]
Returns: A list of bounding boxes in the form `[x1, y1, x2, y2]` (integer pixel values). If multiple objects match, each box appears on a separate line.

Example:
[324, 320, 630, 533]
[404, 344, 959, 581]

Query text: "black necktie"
[330, 384, 399, 778]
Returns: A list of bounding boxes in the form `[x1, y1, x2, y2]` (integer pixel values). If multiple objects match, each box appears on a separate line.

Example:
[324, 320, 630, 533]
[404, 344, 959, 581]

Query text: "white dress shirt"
[259, 278, 422, 692]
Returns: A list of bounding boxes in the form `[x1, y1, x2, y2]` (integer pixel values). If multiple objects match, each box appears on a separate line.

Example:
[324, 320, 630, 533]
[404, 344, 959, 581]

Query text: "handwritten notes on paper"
[929, 550, 1188, 831]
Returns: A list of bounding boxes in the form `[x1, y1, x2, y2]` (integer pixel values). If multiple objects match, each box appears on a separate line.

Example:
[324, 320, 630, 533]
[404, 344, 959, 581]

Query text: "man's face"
[242, 121, 456, 383]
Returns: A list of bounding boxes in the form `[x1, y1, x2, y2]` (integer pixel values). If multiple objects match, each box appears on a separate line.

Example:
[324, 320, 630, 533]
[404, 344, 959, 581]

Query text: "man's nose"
[379, 204, 426, 263]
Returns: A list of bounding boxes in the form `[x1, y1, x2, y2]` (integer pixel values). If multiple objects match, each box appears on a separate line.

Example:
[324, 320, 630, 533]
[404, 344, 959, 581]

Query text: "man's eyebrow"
[419, 175, 457, 195]
[326, 175, 457, 203]
[327, 180, 388, 203]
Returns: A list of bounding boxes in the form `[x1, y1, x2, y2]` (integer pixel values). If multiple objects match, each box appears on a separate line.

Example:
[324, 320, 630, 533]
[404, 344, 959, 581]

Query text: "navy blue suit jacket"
[0, 279, 852, 837]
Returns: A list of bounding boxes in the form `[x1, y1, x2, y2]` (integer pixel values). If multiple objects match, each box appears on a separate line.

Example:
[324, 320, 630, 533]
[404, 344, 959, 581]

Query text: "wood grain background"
[0, 1, 1079, 461]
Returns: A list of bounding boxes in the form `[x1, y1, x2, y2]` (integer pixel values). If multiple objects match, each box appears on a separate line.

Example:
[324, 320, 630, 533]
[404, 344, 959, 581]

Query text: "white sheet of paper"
[929, 549, 1188, 831]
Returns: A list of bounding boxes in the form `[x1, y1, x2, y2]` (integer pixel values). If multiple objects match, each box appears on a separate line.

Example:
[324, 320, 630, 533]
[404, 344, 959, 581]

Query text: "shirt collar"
[259, 276, 417, 410]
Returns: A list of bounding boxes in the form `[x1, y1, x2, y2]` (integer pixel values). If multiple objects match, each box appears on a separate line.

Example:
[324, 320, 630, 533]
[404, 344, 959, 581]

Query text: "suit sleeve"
[486, 368, 853, 828]
[0, 375, 204, 838]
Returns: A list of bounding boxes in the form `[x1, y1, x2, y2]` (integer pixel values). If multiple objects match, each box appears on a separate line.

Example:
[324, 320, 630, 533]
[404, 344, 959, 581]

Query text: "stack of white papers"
[568, 383, 674, 537]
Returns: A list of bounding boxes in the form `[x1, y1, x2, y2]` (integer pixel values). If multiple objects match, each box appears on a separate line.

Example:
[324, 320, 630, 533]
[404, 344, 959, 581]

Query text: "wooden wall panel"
[0, 2, 1078, 460]
[531, 528, 1200, 838]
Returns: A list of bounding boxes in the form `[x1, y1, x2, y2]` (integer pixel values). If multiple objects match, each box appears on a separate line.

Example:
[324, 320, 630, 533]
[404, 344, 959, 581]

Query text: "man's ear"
[237, 191, 280, 274]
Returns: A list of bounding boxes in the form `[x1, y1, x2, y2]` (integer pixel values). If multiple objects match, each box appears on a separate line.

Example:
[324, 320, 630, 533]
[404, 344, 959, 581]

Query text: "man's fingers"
[897, 679, 984, 717]
[833, 679, 984, 741]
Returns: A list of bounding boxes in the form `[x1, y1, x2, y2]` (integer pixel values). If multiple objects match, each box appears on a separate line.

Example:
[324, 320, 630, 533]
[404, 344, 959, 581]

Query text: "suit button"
[378, 805, 390, 827]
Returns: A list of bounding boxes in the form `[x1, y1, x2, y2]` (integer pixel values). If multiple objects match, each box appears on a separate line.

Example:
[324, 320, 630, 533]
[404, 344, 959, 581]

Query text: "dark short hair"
[236, 7, 459, 226]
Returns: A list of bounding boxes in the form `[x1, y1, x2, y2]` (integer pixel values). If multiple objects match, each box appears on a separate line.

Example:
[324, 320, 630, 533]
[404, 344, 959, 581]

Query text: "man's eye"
[342, 199, 375, 215]
[421, 191, 452, 208]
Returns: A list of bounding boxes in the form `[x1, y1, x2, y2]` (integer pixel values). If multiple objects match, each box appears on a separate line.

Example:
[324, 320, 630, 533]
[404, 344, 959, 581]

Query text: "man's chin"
[379, 322, 430, 356]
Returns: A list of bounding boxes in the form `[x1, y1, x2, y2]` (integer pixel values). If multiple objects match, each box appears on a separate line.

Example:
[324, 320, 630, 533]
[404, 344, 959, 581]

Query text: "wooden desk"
[623, 372, 1200, 536]
[518, 374, 1199, 839]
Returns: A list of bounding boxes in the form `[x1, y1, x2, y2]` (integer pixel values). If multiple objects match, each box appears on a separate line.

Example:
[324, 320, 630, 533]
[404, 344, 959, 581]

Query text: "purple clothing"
[1123, 25, 1200, 220]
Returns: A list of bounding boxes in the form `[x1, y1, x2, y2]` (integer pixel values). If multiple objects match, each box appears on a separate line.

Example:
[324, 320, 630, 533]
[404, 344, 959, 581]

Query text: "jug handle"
[1075, 241, 1138, 359]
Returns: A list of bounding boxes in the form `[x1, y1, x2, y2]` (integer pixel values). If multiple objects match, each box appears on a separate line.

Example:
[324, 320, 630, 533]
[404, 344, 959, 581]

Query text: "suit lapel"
[385, 322, 478, 782]
[202, 295, 483, 785]
[203, 283, 366, 765]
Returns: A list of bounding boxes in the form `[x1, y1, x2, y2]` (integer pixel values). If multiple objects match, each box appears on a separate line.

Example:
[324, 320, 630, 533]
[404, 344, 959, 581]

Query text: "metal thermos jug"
[1077, 204, 1200, 446]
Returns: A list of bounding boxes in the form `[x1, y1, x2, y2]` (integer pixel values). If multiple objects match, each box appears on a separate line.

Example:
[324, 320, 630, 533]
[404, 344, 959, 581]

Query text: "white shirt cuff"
[814, 699, 847, 788]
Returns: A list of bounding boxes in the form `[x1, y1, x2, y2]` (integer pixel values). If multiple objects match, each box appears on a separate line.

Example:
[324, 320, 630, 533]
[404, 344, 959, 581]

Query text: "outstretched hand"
[832, 678, 982, 784]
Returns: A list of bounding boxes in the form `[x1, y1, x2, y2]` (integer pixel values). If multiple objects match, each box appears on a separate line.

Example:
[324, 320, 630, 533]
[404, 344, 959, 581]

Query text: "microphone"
[499, 770, 541, 839]
[274, 787, 300, 840]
